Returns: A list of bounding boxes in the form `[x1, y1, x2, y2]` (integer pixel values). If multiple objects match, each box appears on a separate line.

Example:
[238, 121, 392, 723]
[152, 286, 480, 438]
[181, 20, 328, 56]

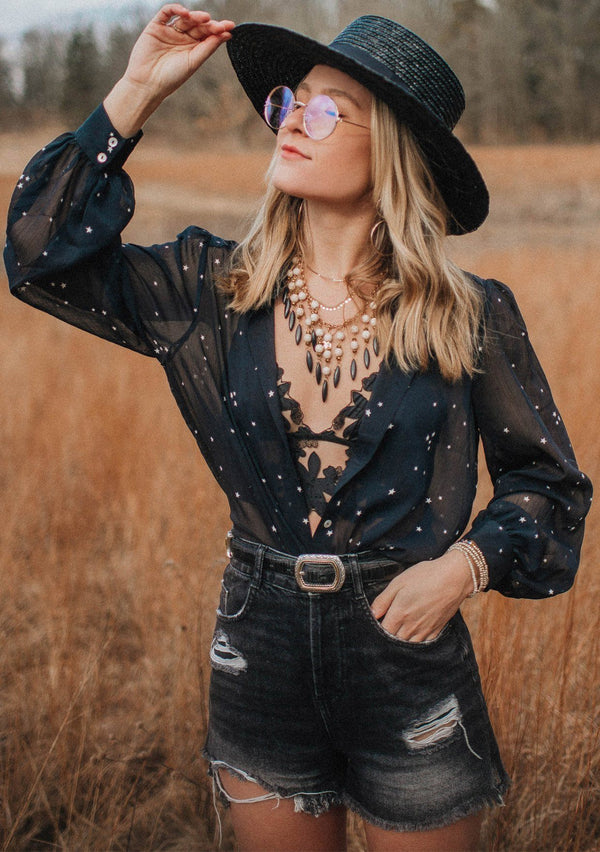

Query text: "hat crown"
[329, 16, 465, 130]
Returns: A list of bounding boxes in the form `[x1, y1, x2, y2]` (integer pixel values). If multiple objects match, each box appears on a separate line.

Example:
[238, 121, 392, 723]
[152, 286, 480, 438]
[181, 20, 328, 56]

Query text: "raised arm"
[5, 7, 235, 358]
[104, 5, 235, 136]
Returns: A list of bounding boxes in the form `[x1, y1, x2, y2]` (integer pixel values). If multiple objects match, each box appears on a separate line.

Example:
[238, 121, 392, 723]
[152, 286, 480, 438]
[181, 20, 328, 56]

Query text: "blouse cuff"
[75, 103, 142, 171]
[462, 511, 517, 592]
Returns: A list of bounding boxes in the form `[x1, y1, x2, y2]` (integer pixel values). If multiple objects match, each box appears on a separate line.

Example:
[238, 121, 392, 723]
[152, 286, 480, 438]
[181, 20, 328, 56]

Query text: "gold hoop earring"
[370, 219, 393, 257]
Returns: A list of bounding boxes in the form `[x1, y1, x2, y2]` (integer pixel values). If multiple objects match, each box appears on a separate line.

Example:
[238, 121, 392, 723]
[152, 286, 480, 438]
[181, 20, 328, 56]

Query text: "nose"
[281, 104, 305, 134]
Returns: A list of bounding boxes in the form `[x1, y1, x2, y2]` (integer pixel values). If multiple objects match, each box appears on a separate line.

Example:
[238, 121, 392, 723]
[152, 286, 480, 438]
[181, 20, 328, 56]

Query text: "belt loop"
[348, 555, 364, 597]
[252, 543, 265, 590]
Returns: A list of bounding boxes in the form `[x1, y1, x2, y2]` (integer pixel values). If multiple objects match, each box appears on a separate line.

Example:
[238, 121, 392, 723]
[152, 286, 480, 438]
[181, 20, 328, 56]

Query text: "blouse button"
[97, 152, 108, 163]
[107, 136, 118, 148]
[323, 519, 332, 528]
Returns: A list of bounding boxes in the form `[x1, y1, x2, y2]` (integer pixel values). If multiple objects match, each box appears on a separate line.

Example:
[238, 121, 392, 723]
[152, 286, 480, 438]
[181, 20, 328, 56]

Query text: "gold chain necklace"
[305, 262, 345, 284]
[283, 256, 379, 402]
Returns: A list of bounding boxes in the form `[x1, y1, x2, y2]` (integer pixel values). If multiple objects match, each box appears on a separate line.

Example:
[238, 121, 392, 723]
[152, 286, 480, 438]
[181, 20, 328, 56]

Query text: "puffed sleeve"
[4, 104, 217, 361]
[466, 278, 592, 598]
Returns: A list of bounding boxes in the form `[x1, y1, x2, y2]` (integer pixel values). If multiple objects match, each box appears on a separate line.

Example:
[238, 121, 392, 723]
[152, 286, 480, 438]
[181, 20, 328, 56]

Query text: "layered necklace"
[283, 256, 379, 402]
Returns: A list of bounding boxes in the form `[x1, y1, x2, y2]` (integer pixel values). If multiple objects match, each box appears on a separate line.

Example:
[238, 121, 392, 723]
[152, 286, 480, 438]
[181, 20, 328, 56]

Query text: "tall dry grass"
[1, 134, 599, 850]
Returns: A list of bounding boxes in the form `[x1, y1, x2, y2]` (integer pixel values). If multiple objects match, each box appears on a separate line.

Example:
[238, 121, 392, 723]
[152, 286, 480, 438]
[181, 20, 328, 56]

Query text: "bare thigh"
[364, 812, 483, 852]
[217, 771, 483, 852]
[220, 771, 347, 852]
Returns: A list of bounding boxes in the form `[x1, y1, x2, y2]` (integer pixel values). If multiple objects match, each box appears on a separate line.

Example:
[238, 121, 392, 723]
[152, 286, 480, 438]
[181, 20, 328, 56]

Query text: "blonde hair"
[221, 97, 483, 382]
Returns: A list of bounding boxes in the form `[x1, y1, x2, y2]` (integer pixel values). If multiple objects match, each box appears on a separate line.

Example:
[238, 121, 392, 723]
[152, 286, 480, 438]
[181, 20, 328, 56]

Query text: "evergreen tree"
[61, 27, 103, 125]
[0, 40, 16, 127]
[22, 30, 64, 119]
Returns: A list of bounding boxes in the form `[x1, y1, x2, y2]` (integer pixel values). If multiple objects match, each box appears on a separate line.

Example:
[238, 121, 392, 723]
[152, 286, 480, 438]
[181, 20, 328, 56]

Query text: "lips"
[280, 144, 310, 159]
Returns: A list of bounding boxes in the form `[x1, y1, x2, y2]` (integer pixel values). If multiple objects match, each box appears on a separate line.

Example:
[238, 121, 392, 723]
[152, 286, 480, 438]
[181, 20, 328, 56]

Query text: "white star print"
[85, 226, 93, 233]
[388, 489, 396, 495]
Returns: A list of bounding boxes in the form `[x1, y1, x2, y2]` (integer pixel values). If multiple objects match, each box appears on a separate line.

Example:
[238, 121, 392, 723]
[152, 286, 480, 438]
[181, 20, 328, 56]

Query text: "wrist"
[104, 77, 163, 137]
[447, 539, 489, 597]
[443, 548, 478, 600]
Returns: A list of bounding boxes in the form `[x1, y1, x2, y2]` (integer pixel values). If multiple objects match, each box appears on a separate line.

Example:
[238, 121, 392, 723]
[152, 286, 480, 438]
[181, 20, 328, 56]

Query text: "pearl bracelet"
[448, 539, 489, 596]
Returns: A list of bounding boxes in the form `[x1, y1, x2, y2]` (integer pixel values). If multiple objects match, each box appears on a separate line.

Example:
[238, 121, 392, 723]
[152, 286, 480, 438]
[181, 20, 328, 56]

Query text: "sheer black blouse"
[4, 105, 592, 598]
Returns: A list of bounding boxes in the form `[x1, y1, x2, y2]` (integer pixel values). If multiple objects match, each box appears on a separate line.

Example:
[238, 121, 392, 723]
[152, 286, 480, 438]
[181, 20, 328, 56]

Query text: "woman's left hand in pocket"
[370, 550, 475, 642]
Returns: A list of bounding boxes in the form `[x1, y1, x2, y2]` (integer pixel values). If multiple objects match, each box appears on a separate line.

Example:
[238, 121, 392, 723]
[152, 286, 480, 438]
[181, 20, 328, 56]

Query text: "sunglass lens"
[264, 86, 295, 130]
[304, 94, 338, 140]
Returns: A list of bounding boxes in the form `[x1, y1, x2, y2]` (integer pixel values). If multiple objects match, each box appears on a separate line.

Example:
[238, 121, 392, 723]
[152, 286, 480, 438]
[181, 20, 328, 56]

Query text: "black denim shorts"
[203, 539, 509, 832]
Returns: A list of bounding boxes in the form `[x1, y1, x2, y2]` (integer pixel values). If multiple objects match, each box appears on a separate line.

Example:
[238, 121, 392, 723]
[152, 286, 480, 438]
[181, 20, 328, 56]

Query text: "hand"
[123, 5, 235, 98]
[370, 550, 474, 642]
[104, 5, 235, 136]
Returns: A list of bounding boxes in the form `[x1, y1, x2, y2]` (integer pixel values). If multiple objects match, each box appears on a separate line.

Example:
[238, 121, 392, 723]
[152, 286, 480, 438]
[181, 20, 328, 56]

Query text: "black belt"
[228, 533, 403, 593]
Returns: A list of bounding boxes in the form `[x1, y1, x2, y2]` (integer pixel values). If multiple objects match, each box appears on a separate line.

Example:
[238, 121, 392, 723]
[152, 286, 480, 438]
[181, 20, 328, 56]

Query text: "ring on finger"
[166, 15, 185, 32]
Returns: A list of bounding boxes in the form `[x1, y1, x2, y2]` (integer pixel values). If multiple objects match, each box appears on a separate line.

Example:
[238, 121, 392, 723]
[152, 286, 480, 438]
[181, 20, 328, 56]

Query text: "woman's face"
[269, 65, 373, 210]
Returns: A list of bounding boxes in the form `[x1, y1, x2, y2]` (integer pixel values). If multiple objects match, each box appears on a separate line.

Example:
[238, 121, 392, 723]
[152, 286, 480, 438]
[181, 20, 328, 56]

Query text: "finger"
[164, 16, 234, 43]
[187, 31, 233, 64]
[380, 608, 405, 636]
[185, 18, 236, 39]
[370, 582, 399, 619]
[155, 4, 201, 25]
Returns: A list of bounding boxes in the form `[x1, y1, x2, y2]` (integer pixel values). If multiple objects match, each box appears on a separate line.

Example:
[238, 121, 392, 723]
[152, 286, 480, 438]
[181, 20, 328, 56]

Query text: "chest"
[273, 298, 382, 433]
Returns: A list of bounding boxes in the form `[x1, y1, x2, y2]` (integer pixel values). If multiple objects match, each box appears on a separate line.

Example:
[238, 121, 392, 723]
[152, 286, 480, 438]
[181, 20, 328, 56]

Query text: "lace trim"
[276, 367, 377, 518]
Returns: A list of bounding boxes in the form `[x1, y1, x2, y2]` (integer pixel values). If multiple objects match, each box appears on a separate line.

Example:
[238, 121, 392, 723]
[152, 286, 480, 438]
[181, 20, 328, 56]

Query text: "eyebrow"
[296, 82, 365, 111]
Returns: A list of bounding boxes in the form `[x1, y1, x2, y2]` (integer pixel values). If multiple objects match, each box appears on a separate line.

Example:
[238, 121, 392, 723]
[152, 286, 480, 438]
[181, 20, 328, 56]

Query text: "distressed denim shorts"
[203, 538, 509, 832]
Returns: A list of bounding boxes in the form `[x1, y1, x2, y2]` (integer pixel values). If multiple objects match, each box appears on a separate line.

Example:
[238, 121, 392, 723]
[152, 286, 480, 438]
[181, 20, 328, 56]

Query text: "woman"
[5, 6, 592, 850]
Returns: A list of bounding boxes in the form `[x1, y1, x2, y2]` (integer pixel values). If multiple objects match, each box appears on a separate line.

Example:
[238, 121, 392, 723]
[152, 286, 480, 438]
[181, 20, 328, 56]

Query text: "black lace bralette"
[276, 366, 377, 519]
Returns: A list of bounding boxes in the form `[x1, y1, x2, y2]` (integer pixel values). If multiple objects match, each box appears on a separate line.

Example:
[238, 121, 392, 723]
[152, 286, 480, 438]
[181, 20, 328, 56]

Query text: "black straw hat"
[227, 15, 489, 234]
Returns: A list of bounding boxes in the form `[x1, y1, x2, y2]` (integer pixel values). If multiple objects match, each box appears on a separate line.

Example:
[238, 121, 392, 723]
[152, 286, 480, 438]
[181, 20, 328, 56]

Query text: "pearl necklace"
[283, 257, 379, 402]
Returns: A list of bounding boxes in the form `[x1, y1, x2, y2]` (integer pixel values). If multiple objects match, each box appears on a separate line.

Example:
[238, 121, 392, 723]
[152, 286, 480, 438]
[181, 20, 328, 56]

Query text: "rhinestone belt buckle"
[294, 554, 346, 593]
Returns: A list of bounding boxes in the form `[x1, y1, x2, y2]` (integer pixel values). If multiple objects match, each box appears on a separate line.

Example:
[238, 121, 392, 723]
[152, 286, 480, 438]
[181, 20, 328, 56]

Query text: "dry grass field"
[1, 129, 599, 851]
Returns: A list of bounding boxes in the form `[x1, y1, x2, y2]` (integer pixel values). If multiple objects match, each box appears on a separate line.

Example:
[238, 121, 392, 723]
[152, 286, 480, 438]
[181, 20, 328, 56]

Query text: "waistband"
[228, 534, 403, 593]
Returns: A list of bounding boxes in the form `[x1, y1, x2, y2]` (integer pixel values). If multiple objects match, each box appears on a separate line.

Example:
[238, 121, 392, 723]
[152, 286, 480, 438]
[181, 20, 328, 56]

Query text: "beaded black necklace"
[283, 257, 379, 402]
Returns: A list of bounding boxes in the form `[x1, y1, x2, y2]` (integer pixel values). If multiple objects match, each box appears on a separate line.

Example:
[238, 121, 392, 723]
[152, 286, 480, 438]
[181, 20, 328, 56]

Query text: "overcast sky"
[2, 0, 155, 37]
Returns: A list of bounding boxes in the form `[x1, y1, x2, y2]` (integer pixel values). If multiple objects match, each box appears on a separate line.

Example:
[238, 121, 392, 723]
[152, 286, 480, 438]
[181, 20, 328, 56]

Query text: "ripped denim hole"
[213, 762, 281, 806]
[210, 630, 248, 675]
[402, 694, 482, 760]
[210, 760, 340, 821]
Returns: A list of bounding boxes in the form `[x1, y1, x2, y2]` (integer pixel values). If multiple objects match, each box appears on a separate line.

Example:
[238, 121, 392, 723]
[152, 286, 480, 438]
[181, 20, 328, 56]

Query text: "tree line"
[1, 0, 599, 144]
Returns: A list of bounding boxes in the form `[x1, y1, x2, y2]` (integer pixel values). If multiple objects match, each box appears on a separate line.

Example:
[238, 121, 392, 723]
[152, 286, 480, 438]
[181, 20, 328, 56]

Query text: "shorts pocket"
[358, 577, 453, 649]
[216, 561, 255, 621]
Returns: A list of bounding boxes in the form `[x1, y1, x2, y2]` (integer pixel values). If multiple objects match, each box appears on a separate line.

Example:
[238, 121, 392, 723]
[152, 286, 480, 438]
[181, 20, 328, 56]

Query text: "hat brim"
[227, 22, 489, 235]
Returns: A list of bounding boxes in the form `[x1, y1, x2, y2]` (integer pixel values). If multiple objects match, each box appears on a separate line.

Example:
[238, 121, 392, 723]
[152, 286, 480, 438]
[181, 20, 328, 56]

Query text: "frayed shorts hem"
[341, 785, 508, 833]
[203, 751, 343, 816]
[203, 750, 509, 829]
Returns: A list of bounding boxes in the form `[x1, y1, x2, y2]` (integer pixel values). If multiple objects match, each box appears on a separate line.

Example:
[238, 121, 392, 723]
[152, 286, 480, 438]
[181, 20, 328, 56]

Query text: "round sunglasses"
[263, 85, 370, 140]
